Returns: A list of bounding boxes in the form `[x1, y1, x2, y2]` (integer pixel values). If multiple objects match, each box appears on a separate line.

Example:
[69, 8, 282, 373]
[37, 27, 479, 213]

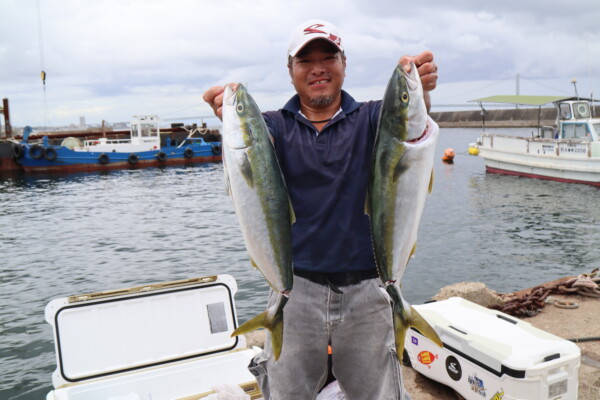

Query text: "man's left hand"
[399, 51, 438, 92]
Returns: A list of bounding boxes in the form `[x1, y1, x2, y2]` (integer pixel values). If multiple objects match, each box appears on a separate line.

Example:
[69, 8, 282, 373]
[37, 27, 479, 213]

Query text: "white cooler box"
[45, 274, 262, 400]
[405, 297, 580, 400]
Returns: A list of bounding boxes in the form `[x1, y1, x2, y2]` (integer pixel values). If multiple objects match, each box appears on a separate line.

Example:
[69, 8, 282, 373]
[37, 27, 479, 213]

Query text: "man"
[204, 19, 438, 400]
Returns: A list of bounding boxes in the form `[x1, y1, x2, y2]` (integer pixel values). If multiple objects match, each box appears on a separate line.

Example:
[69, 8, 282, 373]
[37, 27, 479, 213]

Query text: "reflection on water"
[1, 128, 599, 399]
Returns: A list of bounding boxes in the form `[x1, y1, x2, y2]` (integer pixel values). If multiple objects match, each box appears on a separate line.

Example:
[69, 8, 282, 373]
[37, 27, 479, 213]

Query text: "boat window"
[131, 124, 140, 137]
[573, 102, 591, 119]
[140, 124, 157, 137]
[593, 123, 600, 139]
[562, 123, 590, 139]
[559, 103, 572, 120]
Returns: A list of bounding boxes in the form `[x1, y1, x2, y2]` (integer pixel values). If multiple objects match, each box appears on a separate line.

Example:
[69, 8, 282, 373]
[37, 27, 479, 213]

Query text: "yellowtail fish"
[221, 83, 295, 360]
[366, 64, 443, 360]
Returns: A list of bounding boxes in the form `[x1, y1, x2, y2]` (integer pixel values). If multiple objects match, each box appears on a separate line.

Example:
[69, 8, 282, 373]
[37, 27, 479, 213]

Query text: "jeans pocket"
[370, 279, 392, 305]
[248, 351, 271, 399]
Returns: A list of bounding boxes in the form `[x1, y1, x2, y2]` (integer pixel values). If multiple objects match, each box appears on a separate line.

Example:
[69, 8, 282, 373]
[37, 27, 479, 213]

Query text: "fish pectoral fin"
[223, 160, 232, 196]
[409, 306, 443, 348]
[392, 160, 407, 183]
[409, 242, 417, 259]
[428, 169, 434, 194]
[240, 153, 253, 187]
[225, 174, 232, 196]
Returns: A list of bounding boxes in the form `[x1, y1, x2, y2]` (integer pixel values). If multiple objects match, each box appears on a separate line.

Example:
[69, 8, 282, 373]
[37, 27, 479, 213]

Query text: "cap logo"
[303, 23, 327, 35]
[303, 23, 342, 46]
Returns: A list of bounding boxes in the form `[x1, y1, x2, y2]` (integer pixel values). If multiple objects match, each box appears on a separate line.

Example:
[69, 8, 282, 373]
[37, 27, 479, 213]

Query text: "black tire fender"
[43, 147, 57, 161]
[98, 153, 110, 164]
[127, 153, 139, 165]
[29, 144, 44, 159]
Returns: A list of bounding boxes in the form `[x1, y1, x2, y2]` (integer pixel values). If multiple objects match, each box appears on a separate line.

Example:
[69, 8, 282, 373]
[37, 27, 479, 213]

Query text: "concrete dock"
[430, 105, 600, 128]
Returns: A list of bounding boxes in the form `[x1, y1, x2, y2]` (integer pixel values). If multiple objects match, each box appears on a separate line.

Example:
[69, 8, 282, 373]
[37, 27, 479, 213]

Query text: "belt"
[293, 269, 379, 294]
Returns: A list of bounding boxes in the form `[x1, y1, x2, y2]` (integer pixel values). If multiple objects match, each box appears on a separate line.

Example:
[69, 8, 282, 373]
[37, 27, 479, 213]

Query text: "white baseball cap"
[287, 19, 344, 58]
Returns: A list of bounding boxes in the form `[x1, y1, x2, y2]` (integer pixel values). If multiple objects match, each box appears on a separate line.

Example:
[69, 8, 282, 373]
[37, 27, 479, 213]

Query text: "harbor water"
[1, 128, 599, 399]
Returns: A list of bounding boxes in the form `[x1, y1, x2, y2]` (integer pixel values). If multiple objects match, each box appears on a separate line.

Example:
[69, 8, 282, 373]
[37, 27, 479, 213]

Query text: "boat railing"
[481, 132, 600, 158]
[83, 138, 131, 147]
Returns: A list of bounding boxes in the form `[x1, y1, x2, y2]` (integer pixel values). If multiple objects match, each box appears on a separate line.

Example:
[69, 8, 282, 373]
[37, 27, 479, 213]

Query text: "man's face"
[289, 39, 346, 108]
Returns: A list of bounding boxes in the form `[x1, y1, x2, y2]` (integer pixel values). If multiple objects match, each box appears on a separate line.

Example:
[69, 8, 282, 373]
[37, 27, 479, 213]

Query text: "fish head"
[222, 83, 261, 150]
[379, 67, 411, 142]
[401, 63, 428, 140]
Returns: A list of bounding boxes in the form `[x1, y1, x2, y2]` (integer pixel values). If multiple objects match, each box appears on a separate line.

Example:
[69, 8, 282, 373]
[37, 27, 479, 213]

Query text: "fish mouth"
[224, 83, 239, 106]
[402, 62, 419, 91]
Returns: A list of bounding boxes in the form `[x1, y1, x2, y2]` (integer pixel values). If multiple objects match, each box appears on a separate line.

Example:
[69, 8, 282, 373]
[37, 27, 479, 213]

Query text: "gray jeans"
[248, 274, 410, 400]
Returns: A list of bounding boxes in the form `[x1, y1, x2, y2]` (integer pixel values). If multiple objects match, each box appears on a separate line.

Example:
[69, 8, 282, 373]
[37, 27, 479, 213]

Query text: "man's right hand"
[203, 84, 238, 120]
[202, 86, 226, 120]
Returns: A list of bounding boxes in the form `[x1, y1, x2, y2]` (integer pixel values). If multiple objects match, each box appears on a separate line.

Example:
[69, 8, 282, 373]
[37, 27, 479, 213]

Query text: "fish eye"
[237, 104, 244, 112]
[401, 92, 409, 103]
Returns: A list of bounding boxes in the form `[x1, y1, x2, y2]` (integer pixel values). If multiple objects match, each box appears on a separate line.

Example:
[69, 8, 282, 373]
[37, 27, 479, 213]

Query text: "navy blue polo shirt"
[263, 91, 382, 273]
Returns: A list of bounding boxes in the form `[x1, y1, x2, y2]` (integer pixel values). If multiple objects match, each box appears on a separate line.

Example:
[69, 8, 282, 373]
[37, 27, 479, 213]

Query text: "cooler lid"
[413, 297, 580, 376]
[45, 274, 243, 386]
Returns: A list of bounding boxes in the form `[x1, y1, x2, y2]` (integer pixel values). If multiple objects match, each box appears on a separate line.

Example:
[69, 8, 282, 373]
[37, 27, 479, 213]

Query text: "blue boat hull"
[15, 142, 222, 173]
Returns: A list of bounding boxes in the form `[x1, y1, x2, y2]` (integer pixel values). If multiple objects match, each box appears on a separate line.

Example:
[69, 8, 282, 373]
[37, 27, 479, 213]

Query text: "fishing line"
[36, 0, 50, 127]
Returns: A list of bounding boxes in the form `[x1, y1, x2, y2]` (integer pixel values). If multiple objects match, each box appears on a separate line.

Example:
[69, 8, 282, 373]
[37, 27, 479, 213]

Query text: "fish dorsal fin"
[364, 193, 372, 217]
[288, 197, 296, 224]
[428, 169, 434, 194]
[240, 153, 253, 187]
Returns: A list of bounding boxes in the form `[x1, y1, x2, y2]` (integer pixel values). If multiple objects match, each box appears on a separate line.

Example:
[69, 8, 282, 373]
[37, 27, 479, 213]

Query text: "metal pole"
[2, 98, 12, 138]
[516, 73, 520, 109]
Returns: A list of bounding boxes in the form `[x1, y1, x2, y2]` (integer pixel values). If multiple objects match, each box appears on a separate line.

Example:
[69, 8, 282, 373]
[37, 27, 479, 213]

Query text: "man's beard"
[309, 95, 334, 107]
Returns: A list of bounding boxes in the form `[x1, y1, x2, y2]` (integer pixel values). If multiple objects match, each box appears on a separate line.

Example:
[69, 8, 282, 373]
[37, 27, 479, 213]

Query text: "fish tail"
[407, 306, 443, 348]
[231, 294, 288, 360]
[392, 306, 411, 361]
[387, 285, 443, 361]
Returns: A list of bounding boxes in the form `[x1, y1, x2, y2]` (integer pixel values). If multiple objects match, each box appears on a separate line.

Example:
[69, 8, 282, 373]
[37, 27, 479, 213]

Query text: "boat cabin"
[80, 115, 162, 152]
[554, 100, 600, 141]
[471, 95, 599, 142]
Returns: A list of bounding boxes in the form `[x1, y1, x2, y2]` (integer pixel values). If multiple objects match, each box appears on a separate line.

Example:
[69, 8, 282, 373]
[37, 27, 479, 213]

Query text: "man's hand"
[399, 51, 437, 92]
[203, 84, 238, 121]
[399, 51, 437, 112]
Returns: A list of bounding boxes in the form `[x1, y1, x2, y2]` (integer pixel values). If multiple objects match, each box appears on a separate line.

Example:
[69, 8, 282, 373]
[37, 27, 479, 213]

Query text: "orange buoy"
[442, 148, 455, 164]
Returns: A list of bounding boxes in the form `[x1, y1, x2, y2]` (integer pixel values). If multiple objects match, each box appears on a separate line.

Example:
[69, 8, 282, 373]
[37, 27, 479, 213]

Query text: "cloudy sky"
[1, 0, 599, 128]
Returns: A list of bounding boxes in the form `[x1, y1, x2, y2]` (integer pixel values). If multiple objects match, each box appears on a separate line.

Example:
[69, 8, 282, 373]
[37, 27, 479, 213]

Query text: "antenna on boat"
[478, 101, 487, 131]
[571, 79, 579, 99]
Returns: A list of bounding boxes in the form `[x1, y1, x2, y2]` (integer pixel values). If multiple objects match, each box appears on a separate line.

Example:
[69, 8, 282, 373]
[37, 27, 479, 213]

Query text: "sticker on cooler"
[417, 351, 438, 368]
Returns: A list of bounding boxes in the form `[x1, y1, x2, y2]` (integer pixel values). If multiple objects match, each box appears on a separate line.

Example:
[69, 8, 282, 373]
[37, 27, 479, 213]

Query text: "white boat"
[472, 95, 600, 186]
